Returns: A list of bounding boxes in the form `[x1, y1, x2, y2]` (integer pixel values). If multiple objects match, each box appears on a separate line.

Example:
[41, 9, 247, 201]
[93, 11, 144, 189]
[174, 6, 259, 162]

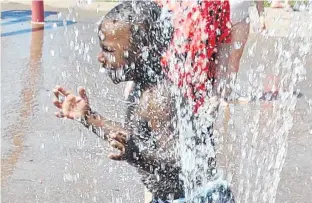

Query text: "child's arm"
[107, 129, 179, 173]
[108, 86, 179, 172]
[80, 110, 125, 140]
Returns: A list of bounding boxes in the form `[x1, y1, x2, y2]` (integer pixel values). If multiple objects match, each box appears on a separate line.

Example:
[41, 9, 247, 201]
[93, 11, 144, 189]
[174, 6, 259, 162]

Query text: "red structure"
[32, 0, 44, 23]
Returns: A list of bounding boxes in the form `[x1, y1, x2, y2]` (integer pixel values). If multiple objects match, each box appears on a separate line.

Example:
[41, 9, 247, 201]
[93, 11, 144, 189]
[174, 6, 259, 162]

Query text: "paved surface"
[1, 4, 143, 203]
[1, 2, 312, 203]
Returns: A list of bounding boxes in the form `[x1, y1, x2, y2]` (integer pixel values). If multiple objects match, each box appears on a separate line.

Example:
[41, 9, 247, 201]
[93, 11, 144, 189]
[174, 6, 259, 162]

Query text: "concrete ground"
[1, 2, 312, 203]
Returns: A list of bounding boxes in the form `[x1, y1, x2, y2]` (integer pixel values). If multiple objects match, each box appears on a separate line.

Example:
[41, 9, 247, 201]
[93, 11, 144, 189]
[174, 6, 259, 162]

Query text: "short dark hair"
[102, 1, 173, 85]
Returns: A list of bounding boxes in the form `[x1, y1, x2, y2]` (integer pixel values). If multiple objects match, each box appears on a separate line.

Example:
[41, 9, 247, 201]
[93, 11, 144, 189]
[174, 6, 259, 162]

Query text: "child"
[53, 1, 233, 202]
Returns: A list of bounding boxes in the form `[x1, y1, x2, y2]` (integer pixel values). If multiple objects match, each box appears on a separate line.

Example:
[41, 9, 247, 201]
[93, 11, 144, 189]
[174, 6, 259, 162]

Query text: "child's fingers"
[110, 140, 125, 153]
[53, 98, 62, 109]
[108, 153, 123, 160]
[57, 86, 71, 96]
[78, 87, 88, 102]
[62, 95, 75, 117]
[54, 111, 64, 118]
[107, 131, 128, 161]
[110, 132, 127, 144]
[108, 137, 126, 161]
[53, 88, 60, 99]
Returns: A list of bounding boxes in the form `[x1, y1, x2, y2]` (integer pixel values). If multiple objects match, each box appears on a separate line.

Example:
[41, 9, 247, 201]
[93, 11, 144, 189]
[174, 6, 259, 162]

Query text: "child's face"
[98, 20, 133, 84]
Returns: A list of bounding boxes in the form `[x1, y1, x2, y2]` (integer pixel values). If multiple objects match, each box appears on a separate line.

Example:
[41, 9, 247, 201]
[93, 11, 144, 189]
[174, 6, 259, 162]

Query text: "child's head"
[98, 1, 172, 84]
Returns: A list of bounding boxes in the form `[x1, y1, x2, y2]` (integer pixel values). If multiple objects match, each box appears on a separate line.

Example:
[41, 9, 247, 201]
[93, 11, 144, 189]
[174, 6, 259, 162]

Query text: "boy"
[53, 1, 233, 202]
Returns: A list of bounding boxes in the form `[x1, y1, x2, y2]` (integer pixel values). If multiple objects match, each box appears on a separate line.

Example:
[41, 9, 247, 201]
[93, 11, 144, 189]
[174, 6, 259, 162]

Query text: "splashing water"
[160, 1, 311, 203]
[158, 1, 228, 201]
[53, 1, 312, 202]
[215, 10, 311, 203]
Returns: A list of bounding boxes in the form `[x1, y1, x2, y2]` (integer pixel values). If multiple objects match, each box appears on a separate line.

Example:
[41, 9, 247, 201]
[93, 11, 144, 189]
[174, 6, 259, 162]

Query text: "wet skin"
[53, 19, 174, 161]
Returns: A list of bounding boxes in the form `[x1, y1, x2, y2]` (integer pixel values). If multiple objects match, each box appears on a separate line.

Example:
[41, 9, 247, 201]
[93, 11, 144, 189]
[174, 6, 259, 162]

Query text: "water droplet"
[98, 30, 105, 41]
[234, 41, 242, 50]
[142, 47, 149, 60]
[50, 34, 54, 39]
[50, 50, 55, 56]
[41, 143, 45, 149]
[124, 51, 129, 58]
[91, 37, 95, 44]
[245, 17, 250, 23]
[61, 71, 67, 79]
[97, 5, 100, 13]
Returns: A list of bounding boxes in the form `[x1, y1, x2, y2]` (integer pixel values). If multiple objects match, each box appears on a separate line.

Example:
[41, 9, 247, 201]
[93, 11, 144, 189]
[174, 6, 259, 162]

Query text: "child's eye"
[101, 44, 114, 53]
[103, 48, 114, 53]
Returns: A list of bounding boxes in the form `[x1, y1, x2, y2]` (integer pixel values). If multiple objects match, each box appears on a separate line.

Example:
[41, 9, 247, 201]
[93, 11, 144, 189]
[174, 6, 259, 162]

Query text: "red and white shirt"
[157, 0, 231, 113]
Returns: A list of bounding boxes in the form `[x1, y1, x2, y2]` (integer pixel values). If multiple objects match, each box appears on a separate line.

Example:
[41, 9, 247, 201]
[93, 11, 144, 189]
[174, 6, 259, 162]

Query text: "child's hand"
[52, 85, 90, 120]
[108, 131, 127, 160]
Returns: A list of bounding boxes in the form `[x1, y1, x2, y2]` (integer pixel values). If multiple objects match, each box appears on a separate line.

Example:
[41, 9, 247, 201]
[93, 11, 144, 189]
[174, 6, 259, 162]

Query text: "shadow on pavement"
[1, 10, 76, 37]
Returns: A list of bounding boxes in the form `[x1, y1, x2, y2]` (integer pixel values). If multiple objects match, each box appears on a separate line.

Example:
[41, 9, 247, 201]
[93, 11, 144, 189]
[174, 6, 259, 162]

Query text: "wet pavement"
[1, 3, 143, 203]
[1, 3, 312, 203]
